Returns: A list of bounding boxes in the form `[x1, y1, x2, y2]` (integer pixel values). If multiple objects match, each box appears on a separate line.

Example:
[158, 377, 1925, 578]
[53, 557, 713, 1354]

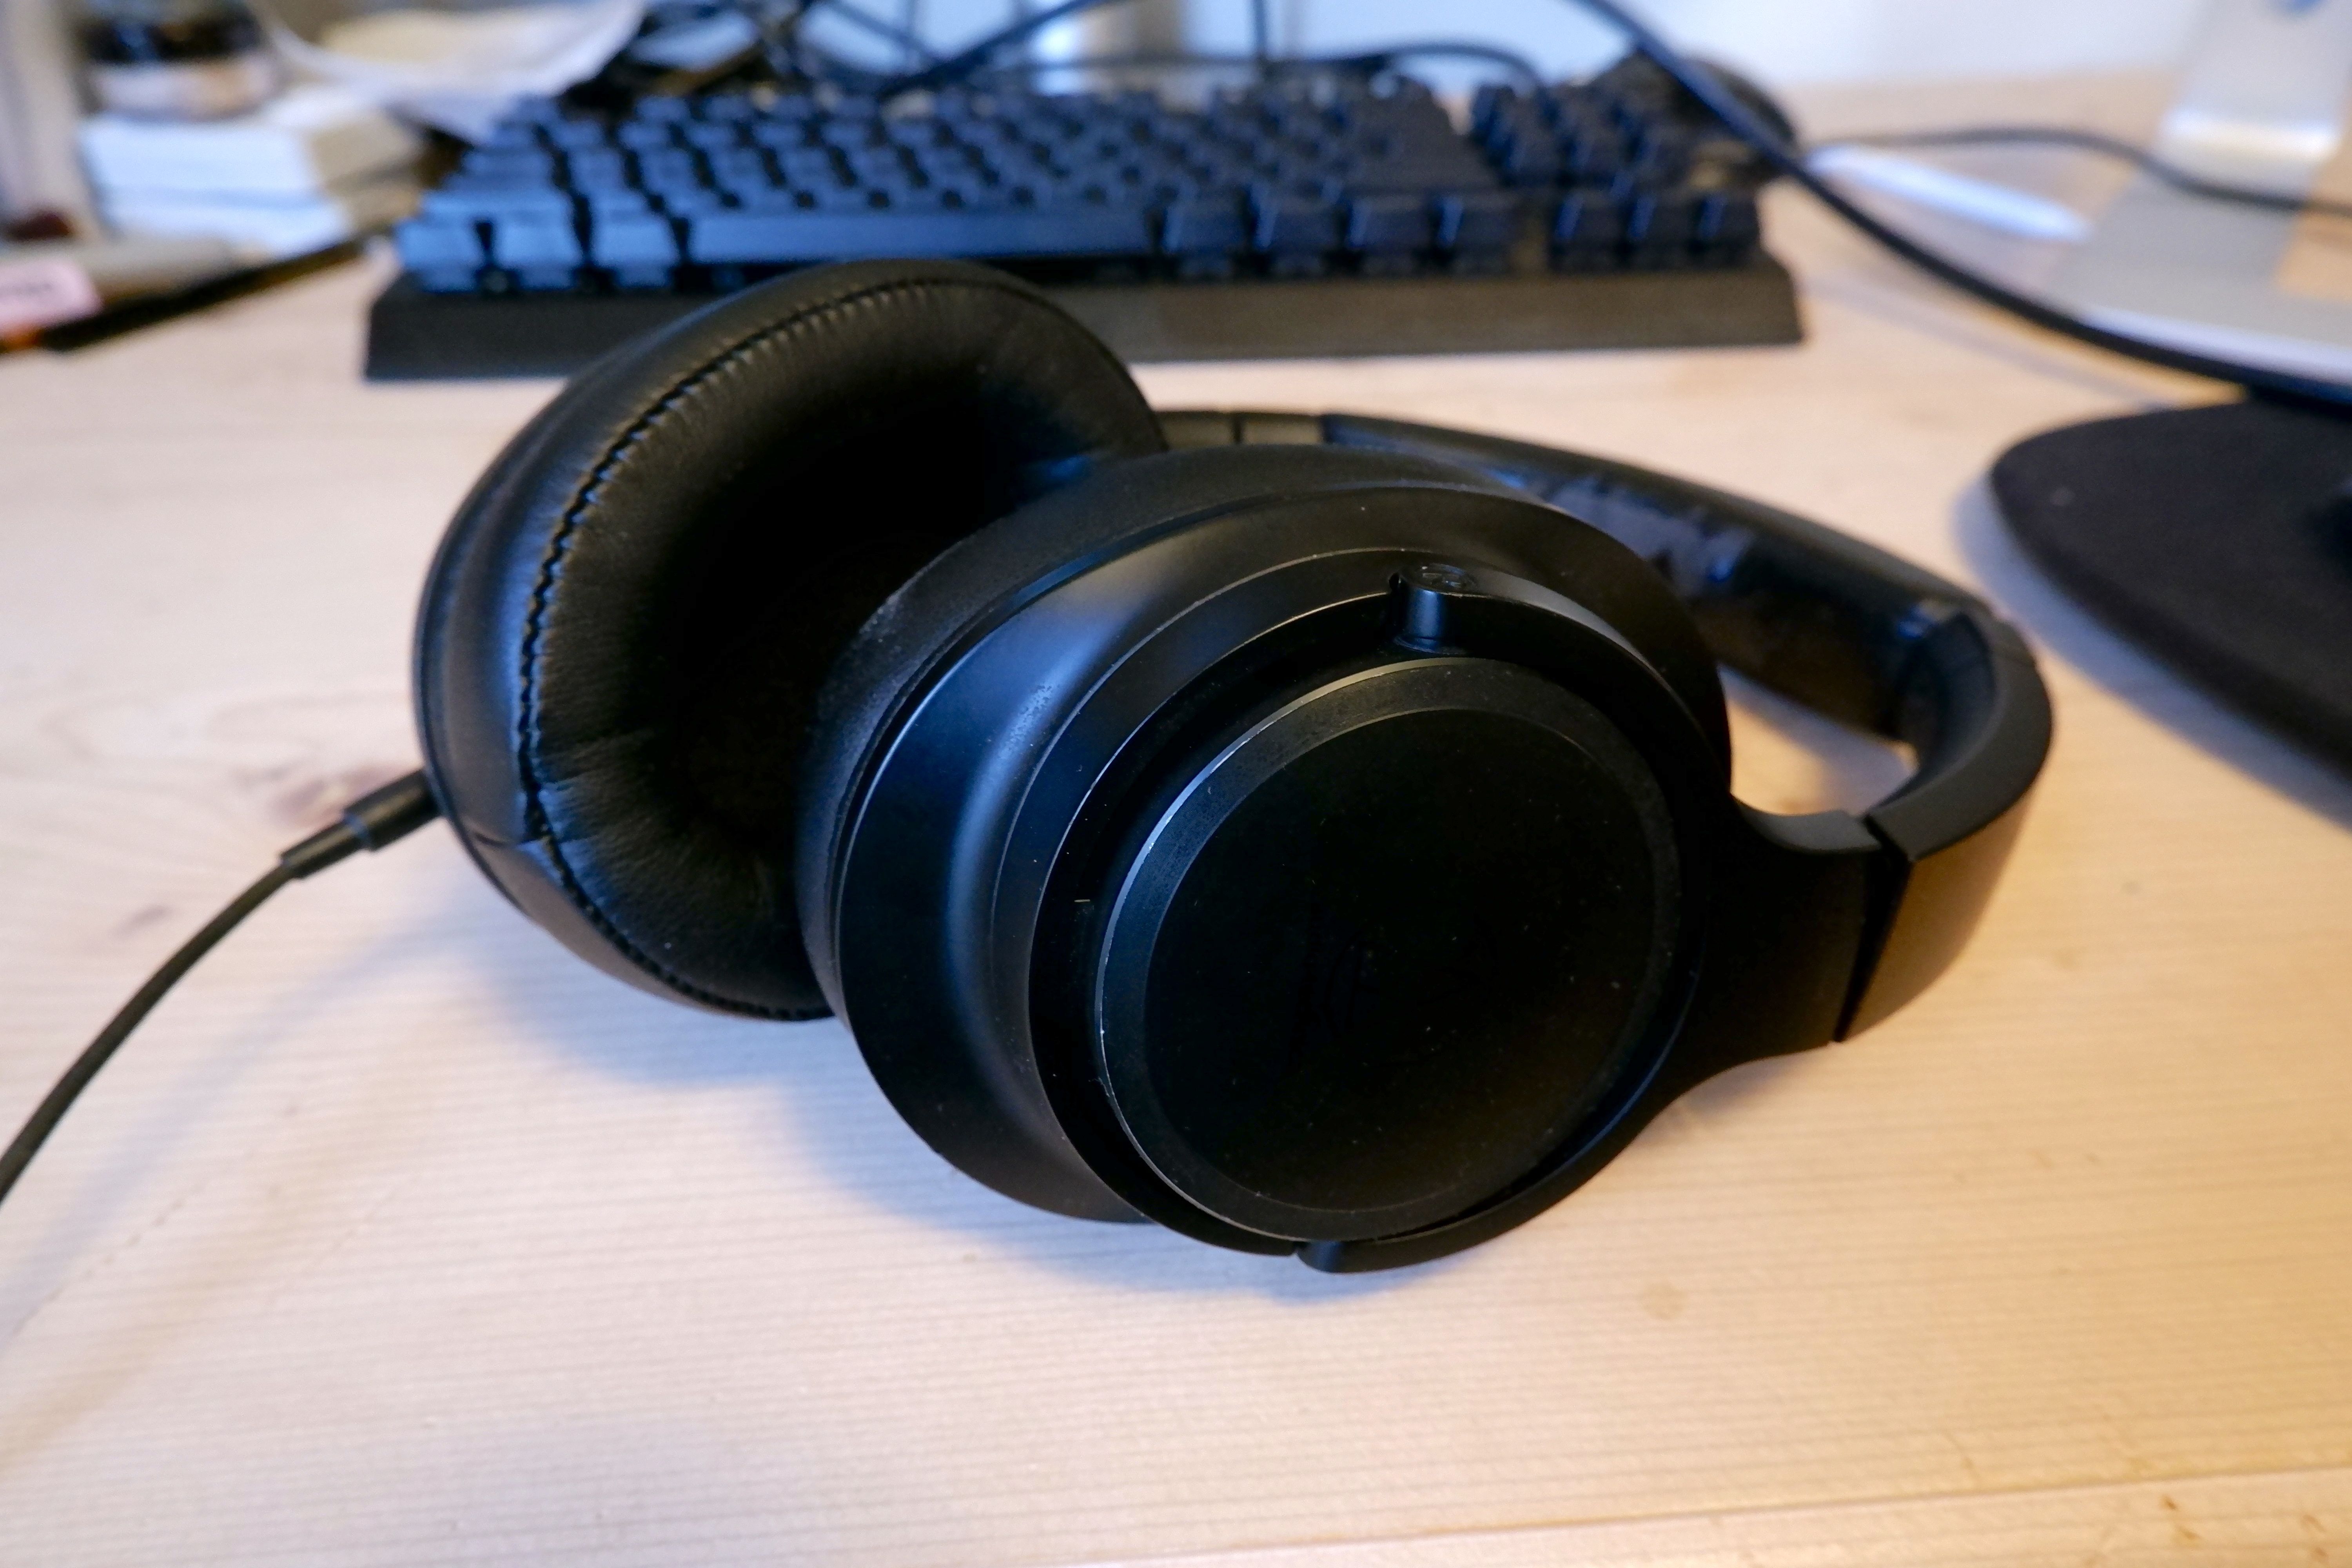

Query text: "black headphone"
[414, 258, 2049, 1272]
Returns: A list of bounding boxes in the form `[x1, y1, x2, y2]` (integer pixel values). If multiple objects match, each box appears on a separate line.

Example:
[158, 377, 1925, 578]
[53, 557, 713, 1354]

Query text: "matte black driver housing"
[414, 261, 2048, 1270]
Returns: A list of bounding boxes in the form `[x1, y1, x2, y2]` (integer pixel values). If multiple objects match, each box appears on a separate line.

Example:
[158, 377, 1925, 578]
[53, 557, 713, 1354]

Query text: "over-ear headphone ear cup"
[415, 260, 1166, 1019]
[786, 439, 1739, 1232]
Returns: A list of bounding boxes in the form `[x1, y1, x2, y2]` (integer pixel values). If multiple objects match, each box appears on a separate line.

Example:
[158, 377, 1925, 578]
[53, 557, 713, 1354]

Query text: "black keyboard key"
[464, 148, 556, 181]
[1162, 193, 1247, 254]
[1436, 190, 1520, 254]
[709, 146, 774, 185]
[617, 120, 680, 151]
[1500, 132, 1561, 186]
[1550, 188, 1624, 269]
[1469, 83, 1513, 143]
[688, 204, 1152, 264]
[732, 186, 806, 213]
[914, 145, 980, 180]
[1252, 188, 1342, 273]
[1632, 127, 1694, 184]
[1347, 192, 1429, 250]
[658, 187, 730, 216]
[395, 216, 484, 289]
[635, 148, 705, 189]
[1694, 191, 1761, 263]
[848, 146, 911, 181]
[821, 119, 885, 150]
[546, 119, 608, 150]
[719, 178, 788, 207]
[422, 183, 572, 222]
[928, 182, 986, 210]
[1624, 190, 1697, 265]
[490, 211, 583, 286]
[890, 120, 956, 150]
[779, 147, 842, 182]
[589, 207, 681, 269]
[806, 183, 879, 211]
[563, 148, 632, 190]
[1565, 124, 1627, 180]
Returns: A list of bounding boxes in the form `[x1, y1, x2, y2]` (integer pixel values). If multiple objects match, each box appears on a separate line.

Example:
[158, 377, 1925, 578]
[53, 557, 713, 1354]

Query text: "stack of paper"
[79, 84, 422, 258]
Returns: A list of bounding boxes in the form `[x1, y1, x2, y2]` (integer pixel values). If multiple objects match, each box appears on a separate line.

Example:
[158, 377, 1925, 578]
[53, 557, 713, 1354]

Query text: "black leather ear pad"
[415, 260, 1167, 1019]
[792, 441, 1548, 1010]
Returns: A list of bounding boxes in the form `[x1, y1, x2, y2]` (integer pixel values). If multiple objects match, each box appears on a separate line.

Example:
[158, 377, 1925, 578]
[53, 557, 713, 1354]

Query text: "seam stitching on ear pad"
[514, 273, 1130, 1020]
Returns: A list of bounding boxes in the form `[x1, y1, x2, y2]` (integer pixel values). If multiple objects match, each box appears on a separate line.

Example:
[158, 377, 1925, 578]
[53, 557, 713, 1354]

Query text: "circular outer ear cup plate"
[414, 260, 1166, 1019]
[1092, 657, 1683, 1242]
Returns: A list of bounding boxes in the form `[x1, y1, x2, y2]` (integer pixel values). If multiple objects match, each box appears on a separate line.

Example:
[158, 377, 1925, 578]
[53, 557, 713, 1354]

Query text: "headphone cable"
[1552, 0, 2352, 407]
[1827, 123, 2352, 224]
[0, 771, 441, 1215]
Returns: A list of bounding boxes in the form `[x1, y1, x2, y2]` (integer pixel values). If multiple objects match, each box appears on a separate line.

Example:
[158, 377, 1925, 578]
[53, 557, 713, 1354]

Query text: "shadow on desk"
[467, 905, 1450, 1303]
[1956, 478, 2352, 833]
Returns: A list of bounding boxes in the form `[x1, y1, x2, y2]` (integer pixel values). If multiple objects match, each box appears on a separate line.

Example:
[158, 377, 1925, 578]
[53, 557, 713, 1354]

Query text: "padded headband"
[1161, 410, 2051, 1038]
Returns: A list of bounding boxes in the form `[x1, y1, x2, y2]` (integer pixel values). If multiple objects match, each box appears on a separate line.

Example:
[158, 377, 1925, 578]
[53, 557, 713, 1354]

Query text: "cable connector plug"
[3, 767, 444, 1214]
[278, 770, 441, 880]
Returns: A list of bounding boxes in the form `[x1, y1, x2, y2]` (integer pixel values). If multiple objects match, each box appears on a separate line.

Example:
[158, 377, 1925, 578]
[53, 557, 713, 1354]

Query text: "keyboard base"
[363, 258, 1802, 379]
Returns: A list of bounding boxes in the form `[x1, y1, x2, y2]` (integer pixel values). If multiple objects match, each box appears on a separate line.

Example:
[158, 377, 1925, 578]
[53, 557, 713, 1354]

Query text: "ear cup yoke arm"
[1272, 410, 2052, 1039]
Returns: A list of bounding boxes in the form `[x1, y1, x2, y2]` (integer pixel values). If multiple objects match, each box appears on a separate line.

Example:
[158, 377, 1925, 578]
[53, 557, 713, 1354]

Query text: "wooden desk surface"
[4, 74, 2350, 1567]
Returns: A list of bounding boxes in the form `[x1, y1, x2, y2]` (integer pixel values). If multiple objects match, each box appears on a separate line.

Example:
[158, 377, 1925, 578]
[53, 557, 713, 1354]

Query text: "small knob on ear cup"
[1389, 561, 1479, 651]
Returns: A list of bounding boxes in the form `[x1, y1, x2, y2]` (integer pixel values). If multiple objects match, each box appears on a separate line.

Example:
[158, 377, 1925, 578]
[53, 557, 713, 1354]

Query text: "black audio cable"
[0, 771, 441, 1214]
[1828, 123, 2352, 224]
[1551, 0, 2352, 406]
[889, 0, 1114, 93]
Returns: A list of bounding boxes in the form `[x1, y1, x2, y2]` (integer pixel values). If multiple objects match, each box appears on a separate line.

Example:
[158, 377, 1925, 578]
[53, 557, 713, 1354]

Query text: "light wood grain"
[1102, 1468, 2352, 1567]
[4, 73, 2350, 1568]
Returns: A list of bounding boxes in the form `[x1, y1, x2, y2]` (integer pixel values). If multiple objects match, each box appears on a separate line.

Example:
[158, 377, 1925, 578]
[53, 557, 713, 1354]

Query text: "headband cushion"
[415, 260, 1166, 1019]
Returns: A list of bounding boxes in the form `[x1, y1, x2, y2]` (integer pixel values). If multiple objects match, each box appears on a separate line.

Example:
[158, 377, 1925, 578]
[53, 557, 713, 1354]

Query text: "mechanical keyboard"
[367, 60, 1802, 379]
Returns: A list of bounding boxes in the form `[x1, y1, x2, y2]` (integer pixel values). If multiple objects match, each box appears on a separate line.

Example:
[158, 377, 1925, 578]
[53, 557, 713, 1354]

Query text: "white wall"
[893, 0, 2209, 85]
[0, 0, 95, 227]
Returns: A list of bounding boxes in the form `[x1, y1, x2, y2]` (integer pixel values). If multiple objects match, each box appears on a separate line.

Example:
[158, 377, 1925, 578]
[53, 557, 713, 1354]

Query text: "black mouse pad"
[1991, 397, 2352, 775]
